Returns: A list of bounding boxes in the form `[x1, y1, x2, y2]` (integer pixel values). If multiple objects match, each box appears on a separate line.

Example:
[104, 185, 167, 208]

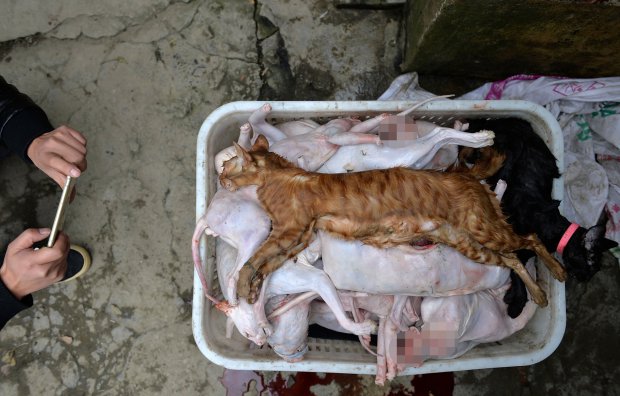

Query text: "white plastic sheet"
[460, 75, 620, 239]
[380, 73, 620, 242]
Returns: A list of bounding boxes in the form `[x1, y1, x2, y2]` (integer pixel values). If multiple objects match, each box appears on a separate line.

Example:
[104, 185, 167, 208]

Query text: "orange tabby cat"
[220, 135, 566, 305]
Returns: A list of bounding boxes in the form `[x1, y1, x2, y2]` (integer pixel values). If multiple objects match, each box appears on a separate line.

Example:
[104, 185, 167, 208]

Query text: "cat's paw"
[531, 287, 548, 307]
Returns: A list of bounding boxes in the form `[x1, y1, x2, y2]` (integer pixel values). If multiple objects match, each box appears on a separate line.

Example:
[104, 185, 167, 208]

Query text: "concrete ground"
[0, 1, 618, 395]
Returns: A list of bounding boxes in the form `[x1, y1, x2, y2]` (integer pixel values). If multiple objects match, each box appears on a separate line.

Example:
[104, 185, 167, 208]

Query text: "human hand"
[27, 125, 87, 190]
[0, 229, 69, 300]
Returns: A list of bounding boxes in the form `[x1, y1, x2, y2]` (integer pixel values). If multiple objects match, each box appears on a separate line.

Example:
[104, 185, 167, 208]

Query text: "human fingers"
[42, 166, 78, 190]
[30, 135, 87, 181]
[45, 137, 87, 166]
[56, 125, 87, 145]
[49, 232, 70, 253]
[40, 167, 70, 189]
[55, 130, 88, 156]
[47, 153, 85, 179]
[32, 232, 70, 263]
[38, 129, 87, 156]
[7, 228, 51, 251]
[46, 167, 85, 193]
[1, 231, 69, 299]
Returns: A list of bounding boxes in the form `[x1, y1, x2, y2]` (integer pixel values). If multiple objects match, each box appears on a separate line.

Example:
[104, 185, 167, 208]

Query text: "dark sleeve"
[0, 276, 33, 331]
[0, 76, 54, 162]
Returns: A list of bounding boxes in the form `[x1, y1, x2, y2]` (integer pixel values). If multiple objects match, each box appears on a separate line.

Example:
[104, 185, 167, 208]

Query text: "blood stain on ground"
[220, 370, 454, 396]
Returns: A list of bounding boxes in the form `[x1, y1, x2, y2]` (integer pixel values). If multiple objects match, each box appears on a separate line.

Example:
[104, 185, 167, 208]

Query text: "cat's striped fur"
[220, 135, 566, 305]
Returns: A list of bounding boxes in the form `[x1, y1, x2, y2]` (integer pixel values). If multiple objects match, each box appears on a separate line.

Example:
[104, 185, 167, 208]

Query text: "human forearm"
[0, 271, 34, 331]
[0, 76, 53, 161]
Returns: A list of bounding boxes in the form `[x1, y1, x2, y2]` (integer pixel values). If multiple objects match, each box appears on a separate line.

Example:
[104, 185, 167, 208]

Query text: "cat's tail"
[192, 214, 228, 310]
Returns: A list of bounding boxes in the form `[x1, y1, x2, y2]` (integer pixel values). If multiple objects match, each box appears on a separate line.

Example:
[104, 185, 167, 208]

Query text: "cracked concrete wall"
[0, 1, 260, 392]
[0, 0, 176, 42]
[256, 1, 401, 100]
[0, 1, 404, 394]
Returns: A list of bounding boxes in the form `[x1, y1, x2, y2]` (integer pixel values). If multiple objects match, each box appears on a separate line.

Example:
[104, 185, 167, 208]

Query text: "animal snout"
[248, 333, 267, 346]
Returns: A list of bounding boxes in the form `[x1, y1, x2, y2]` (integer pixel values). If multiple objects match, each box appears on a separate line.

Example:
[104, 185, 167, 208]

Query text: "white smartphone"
[47, 176, 76, 248]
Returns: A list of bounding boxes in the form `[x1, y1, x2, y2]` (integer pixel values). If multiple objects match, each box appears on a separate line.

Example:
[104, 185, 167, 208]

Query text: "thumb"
[9, 228, 51, 250]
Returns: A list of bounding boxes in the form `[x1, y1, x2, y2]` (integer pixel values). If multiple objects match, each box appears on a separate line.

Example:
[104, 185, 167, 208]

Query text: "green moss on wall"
[403, 0, 620, 78]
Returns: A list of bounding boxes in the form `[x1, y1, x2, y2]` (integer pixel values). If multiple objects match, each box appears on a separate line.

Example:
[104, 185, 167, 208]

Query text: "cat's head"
[453, 146, 506, 180]
[563, 223, 618, 281]
[219, 134, 294, 191]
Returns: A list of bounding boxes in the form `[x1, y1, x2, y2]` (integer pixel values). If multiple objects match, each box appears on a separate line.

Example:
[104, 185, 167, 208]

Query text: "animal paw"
[240, 123, 251, 134]
[204, 227, 219, 237]
[553, 267, 568, 282]
[473, 130, 495, 146]
[346, 319, 377, 336]
[386, 363, 398, 381]
[453, 120, 469, 131]
[214, 301, 233, 315]
[531, 289, 548, 307]
[261, 103, 272, 113]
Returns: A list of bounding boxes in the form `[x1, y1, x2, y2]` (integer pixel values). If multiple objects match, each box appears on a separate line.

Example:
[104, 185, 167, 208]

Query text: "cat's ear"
[600, 238, 618, 252]
[233, 141, 253, 164]
[585, 224, 605, 245]
[252, 134, 270, 151]
[585, 224, 618, 251]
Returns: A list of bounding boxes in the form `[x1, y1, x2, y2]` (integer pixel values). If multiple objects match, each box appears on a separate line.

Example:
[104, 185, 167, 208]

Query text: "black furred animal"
[459, 118, 618, 318]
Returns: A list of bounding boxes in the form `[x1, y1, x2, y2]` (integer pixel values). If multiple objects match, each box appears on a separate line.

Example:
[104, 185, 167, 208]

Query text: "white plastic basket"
[193, 100, 566, 375]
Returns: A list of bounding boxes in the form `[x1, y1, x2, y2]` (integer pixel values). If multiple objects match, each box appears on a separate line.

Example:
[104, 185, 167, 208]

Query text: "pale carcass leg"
[238, 123, 252, 149]
[403, 297, 422, 327]
[248, 103, 287, 143]
[349, 296, 377, 356]
[348, 113, 389, 133]
[390, 295, 410, 332]
[325, 113, 388, 146]
[375, 316, 388, 386]
[191, 214, 227, 309]
[226, 317, 235, 338]
[265, 258, 376, 336]
[252, 274, 273, 337]
[327, 131, 381, 146]
[407, 128, 495, 169]
[384, 315, 401, 382]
